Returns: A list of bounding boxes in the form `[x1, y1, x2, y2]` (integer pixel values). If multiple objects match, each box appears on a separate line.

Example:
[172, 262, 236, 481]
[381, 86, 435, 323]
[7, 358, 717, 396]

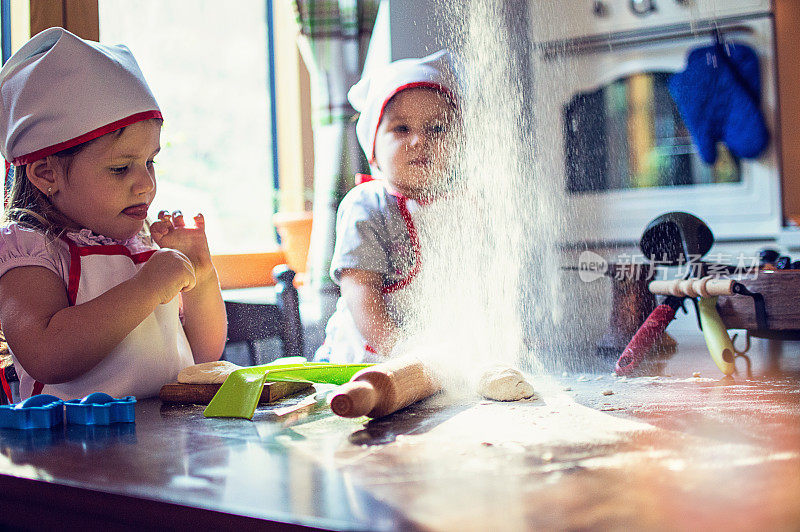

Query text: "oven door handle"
[540, 20, 759, 59]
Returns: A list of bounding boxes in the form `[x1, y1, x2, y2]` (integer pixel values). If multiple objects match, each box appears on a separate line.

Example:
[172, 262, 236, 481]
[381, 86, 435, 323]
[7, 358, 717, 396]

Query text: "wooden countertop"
[0, 394, 408, 531]
[0, 341, 798, 530]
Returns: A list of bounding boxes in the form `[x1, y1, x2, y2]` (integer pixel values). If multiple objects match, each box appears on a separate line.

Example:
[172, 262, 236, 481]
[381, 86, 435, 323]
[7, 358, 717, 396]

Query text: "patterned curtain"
[292, 0, 379, 314]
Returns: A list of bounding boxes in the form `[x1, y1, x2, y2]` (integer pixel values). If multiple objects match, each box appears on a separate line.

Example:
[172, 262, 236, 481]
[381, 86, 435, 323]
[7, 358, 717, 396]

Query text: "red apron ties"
[363, 190, 422, 353]
[31, 380, 45, 397]
[383, 195, 421, 294]
[0, 367, 13, 402]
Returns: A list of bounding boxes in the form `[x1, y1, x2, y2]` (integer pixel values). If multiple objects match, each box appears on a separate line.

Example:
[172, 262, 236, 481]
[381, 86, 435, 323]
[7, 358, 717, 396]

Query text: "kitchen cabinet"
[776, 0, 800, 225]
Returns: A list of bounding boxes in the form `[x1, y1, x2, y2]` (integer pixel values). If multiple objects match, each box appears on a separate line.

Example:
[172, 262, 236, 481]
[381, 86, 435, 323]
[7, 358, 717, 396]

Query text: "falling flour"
[477, 365, 536, 401]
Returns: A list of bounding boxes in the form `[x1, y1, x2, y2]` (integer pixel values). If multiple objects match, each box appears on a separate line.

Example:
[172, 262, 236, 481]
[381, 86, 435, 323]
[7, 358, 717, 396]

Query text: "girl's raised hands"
[150, 211, 215, 286]
[137, 248, 196, 304]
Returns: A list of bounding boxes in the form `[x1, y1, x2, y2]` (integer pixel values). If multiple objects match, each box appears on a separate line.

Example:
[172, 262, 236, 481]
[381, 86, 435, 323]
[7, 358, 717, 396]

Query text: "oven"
[529, 0, 780, 243]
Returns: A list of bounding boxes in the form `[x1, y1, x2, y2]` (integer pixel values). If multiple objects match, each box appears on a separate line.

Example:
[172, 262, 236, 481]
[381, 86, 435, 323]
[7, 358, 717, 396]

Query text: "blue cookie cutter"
[0, 394, 64, 429]
[64, 392, 136, 425]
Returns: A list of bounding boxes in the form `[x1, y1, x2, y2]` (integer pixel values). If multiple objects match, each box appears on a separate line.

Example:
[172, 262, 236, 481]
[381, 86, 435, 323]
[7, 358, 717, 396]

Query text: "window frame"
[21, 0, 311, 288]
[1, 0, 11, 63]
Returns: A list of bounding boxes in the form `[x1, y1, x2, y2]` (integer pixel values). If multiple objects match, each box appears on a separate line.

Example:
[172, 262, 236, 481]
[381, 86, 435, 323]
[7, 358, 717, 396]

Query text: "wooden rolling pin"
[330, 356, 441, 418]
[649, 277, 736, 298]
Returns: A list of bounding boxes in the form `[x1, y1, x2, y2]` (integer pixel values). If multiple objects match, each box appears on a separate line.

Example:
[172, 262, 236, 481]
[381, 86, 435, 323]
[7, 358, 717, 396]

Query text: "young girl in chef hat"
[315, 50, 459, 364]
[0, 28, 227, 401]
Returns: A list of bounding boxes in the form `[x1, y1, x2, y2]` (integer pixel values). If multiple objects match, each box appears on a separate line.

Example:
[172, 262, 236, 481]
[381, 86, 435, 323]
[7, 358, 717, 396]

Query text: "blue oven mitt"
[668, 40, 769, 165]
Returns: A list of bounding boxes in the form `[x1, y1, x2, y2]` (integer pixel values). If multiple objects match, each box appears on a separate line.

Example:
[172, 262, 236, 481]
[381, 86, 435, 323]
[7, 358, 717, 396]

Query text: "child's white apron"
[14, 238, 194, 400]
[317, 182, 423, 363]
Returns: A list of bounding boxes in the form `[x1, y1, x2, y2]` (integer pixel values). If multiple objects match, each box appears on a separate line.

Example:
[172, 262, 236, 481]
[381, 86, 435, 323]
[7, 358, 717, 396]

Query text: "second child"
[315, 50, 459, 364]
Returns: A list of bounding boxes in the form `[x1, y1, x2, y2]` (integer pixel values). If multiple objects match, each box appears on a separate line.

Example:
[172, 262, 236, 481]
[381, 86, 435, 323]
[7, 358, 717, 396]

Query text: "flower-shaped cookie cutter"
[64, 393, 136, 425]
[0, 394, 64, 429]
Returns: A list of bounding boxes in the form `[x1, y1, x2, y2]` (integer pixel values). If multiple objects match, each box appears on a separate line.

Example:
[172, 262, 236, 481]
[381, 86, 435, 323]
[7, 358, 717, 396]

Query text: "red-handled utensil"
[615, 297, 683, 375]
[614, 211, 715, 375]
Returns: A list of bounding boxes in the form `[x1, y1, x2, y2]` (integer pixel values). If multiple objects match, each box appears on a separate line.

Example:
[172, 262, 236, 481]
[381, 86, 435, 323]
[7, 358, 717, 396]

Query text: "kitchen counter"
[0, 393, 409, 531]
[0, 340, 799, 530]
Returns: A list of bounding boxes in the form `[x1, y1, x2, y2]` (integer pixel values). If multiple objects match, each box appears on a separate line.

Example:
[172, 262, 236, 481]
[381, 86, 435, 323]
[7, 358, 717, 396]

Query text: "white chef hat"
[0, 27, 161, 166]
[348, 49, 458, 164]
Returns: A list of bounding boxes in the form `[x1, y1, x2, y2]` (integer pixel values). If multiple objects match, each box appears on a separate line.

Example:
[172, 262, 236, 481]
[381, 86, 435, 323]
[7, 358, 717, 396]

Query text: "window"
[99, 0, 278, 254]
[1, 1, 31, 75]
[2, 0, 30, 195]
[0, 0, 10, 64]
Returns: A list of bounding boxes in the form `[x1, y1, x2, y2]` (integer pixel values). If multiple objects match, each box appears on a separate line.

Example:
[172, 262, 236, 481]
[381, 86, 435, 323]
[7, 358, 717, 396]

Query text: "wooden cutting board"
[159, 380, 312, 405]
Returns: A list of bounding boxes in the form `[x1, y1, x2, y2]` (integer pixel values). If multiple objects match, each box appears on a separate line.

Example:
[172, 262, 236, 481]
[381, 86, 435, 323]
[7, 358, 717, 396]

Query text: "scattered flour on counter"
[477, 365, 536, 401]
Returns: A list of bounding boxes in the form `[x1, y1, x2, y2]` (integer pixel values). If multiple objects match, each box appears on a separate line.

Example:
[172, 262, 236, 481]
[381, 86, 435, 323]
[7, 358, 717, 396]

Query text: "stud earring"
[47, 187, 52, 196]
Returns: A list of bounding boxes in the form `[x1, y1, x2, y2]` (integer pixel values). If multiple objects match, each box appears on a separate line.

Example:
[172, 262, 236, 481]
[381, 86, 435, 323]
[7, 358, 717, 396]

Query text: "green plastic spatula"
[203, 362, 372, 419]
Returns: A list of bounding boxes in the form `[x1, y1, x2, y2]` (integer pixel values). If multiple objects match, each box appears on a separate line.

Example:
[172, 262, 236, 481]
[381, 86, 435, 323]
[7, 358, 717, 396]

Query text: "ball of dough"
[178, 361, 242, 384]
[477, 365, 536, 401]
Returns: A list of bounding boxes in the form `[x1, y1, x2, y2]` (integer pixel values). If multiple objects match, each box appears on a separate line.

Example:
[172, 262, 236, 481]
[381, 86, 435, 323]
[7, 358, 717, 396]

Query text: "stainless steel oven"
[530, 0, 780, 243]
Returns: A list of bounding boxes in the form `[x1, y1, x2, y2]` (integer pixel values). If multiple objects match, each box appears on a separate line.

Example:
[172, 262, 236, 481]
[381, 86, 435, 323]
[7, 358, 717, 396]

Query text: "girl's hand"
[137, 248, 196, 305]
[150, 211, 216, 286]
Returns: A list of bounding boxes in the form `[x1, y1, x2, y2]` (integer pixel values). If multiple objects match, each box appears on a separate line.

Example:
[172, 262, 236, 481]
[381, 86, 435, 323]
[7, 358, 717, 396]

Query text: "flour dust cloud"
[389, 0, 603, 395]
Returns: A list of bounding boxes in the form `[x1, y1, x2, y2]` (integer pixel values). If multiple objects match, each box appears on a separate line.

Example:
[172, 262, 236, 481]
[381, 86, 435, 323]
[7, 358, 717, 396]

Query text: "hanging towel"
[668, 40, 769, 165]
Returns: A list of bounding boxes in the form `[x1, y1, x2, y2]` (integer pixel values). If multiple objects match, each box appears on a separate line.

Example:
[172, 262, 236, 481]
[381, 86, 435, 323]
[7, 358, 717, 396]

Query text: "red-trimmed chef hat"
[0, 27, 161, 167]
[348, 49, 457, 165]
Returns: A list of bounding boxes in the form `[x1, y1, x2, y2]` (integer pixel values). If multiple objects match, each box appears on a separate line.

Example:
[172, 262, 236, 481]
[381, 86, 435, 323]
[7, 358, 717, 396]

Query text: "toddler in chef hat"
[315, 49, 459, 364]
[0, 28, 227, 401]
